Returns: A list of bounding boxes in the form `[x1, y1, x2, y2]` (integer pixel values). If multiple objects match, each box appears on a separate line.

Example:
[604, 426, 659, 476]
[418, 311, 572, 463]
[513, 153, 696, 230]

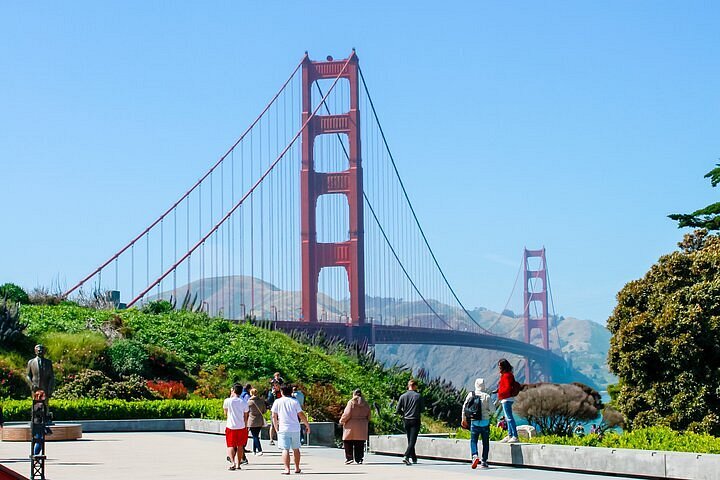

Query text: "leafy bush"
[0, 283, 29, 304]
[608, 229, 720, 435]
[142, 300, 174, 315]
[53, 369, 159, 400]
[147, 380, 188, 399]
[0, 297, 25, 344]
[0, 360, 30, 399]
[526, 426, 720, 454]
[108, 339, 149, 377]
[194, 365, 231, 399]
[514, 383, 600, 436]
[146, 345, 194, 386]
[1, 398, 224, 421]
[305, 383, 345, 422]
[39, 331, 108, 379]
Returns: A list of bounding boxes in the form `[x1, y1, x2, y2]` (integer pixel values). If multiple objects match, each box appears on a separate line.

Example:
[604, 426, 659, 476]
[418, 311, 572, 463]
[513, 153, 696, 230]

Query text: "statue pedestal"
[1, 423, 82, 441]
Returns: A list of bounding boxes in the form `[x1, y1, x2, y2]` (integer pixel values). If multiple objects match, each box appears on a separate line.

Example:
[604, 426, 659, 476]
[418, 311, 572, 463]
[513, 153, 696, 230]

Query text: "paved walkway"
[1, 432, 635, 479]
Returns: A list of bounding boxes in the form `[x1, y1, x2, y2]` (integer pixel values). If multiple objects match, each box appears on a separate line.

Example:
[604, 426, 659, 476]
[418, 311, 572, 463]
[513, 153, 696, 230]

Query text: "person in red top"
[496, 358, 519, 443]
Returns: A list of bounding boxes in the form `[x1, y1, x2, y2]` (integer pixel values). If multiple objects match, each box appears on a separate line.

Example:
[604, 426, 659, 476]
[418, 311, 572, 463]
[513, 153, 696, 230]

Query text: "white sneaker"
[499, 435, 510, 443]
[507, 436, 519, 443]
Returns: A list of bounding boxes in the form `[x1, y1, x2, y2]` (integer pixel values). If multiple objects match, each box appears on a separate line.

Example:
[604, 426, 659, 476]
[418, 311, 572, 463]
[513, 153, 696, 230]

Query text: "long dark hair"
[498, 358, 513, 374]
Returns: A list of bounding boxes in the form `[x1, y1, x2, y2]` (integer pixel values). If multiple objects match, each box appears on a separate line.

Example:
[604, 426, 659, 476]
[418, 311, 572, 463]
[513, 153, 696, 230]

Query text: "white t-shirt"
[271, 395, 303, 433]
[224, 396, 250, 429]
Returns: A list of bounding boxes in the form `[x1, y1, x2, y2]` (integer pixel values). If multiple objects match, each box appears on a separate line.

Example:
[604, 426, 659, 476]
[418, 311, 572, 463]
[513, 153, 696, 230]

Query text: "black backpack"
[463, 392, 482, 420]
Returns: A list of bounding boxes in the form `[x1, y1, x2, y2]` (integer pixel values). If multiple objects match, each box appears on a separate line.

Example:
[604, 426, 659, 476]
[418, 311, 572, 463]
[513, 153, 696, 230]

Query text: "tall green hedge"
[1, 399, 224, 422]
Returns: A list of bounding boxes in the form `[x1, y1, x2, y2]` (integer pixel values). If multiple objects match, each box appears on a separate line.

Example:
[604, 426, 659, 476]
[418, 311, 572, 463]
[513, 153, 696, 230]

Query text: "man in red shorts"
[224, 384, 250, 470]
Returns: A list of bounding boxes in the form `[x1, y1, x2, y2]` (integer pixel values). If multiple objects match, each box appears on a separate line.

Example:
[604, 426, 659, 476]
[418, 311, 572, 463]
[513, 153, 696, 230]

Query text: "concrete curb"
[369, 434, 720, 480]
[3, 419, 337, 447]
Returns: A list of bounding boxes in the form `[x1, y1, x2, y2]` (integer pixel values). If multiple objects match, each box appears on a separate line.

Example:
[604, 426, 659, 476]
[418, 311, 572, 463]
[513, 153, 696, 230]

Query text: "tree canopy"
[669, 164, 720, 230]
[607, 229, 720, 435]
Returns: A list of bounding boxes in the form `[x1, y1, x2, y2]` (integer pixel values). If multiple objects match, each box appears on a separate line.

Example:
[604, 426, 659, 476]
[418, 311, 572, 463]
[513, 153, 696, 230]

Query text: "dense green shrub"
[40, 331, 108, 379]
[193, 365, 231, 399]
[0, 283, 29, 304]
[0, 360, 30, 399]
[1, 398, 223, 421]
[53, 369, 159, 400]
[146, 345, 194, 386]
[142, 300, 174, 315]
[608, 230, 720, 435]
[0, 297, 25, 344]
[108, 339, 149, 377]
[526, 426, 720, 454]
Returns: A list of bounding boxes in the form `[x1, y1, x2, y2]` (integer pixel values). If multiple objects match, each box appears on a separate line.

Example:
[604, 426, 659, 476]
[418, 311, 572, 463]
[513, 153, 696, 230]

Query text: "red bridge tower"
[300, 52, 365, 325]
[523, 247, 550, 382]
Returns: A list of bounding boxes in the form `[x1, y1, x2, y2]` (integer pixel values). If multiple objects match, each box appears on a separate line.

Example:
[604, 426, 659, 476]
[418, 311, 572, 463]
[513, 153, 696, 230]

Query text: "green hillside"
[0, 302, 464, 433]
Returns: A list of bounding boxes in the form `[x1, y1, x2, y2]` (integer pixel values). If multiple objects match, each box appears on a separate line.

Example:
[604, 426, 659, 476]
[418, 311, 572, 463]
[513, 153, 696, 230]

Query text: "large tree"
[669, 164, 720, 230]
[607, 230, 720, 435]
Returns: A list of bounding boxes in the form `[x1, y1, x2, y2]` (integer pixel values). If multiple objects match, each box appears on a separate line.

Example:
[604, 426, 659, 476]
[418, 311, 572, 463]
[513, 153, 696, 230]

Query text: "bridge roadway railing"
[369, 434, 719, 480]
[270, 321, 563, 367]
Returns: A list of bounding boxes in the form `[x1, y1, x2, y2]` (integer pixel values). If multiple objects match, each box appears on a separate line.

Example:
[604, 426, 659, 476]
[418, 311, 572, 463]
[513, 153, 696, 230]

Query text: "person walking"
[223, 384, 250, 470]
[340, 388, 371, 464]
[267, 381, 281, 445]
[396, 379, 423, 465]
[497, 358, 520, 443]
[292, 385, 307, 445]
[461, 378, 493, 469]
[247, 388, 266, 456]
[271, 384, 311, 475]
[241, 383, 252, 402]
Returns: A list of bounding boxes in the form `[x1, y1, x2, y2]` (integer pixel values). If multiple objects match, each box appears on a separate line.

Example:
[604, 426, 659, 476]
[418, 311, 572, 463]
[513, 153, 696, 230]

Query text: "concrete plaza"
[0, 432, 637, 479]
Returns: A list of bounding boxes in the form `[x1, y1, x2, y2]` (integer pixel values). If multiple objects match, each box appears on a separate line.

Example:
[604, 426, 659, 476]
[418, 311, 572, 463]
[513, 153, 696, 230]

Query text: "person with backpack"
[496, 358, 521, 443]
[461, 378, 493, 469]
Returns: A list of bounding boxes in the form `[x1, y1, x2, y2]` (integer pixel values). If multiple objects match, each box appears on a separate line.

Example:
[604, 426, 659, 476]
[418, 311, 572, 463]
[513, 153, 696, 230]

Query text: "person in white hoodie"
[461, 378, 493, 469]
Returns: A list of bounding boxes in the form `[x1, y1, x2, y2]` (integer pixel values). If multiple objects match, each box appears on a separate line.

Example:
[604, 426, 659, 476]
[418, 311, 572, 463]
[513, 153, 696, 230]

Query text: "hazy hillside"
[375, 315, 615, 391]
[156, 276, 615, 390]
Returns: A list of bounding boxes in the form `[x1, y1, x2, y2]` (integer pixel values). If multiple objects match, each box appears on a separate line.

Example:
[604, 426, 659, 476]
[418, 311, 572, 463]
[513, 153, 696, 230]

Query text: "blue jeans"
[502, 401, 518, 438]
[249, 427, 262, 453]
[470, 424, 489, 462]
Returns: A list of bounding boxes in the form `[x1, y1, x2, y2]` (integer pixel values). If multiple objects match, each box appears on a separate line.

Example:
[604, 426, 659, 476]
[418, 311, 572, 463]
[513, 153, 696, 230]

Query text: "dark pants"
[343, 440, 365, 462]
[470, 424, 490, 462]
[249, 427, 262, 453]
[403, 418, 421, 462]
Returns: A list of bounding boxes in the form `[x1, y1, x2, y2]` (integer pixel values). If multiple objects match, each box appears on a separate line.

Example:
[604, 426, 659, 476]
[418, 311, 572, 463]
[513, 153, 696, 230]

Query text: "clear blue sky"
[1, 1, 718, 323]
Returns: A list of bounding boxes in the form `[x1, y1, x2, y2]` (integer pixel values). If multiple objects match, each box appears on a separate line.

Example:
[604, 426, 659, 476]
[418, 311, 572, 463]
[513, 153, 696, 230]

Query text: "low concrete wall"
[184, 419, 335, 447]
[77, 419, 186, 433]
[369, 434, 720, 480]
[4, 419, 336, 447]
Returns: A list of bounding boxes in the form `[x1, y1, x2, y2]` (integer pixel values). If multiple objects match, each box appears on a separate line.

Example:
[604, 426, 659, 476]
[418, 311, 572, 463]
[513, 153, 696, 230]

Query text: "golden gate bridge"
[62, 51, 574, 383]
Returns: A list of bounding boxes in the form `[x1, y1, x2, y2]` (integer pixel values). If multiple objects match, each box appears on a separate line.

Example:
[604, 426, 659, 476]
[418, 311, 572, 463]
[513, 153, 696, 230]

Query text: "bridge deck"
[0, 432, 632, 479]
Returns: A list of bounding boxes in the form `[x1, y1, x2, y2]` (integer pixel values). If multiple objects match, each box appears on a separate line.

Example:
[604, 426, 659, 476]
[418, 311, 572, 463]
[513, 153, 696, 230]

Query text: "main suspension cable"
[127, 55, 354, 307]
[358, 67, 489, 334]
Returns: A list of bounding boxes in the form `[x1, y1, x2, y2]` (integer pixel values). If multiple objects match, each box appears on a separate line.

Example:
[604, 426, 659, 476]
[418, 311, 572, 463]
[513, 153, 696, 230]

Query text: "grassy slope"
[11, 304, 412, 432]
[21, 305, 404, 393]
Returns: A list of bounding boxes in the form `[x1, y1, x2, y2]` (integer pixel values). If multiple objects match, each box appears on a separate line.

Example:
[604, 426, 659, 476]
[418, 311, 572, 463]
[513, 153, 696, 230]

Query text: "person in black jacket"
[396, 379, 423, 465]
[266, 381, 281, 445]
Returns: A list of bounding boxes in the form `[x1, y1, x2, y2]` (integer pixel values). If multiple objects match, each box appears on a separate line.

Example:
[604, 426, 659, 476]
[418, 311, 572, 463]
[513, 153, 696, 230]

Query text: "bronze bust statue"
[26, 344, 55, 398]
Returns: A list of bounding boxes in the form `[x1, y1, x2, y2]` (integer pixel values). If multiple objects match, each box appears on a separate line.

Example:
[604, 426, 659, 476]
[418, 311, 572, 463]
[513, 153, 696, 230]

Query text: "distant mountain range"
[154, 276, 615, 390]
